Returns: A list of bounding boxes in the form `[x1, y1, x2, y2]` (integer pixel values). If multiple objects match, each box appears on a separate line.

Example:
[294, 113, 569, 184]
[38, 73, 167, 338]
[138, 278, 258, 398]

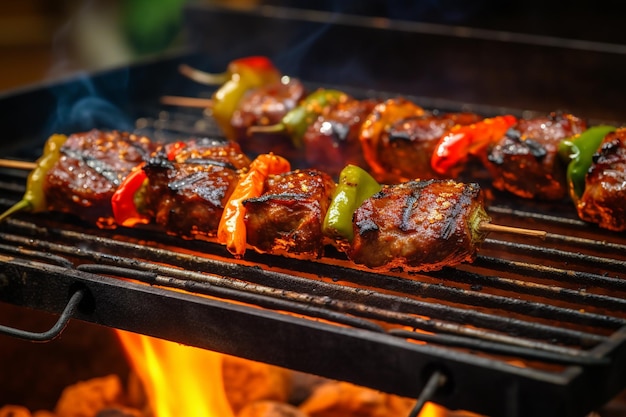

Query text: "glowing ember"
[115, 329, 234, 417]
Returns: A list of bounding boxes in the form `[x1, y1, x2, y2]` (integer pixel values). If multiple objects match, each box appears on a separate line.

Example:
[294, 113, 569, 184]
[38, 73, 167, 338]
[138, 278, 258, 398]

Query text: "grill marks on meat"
[143, 138, 251, 238]
[44, 129, 156, 227]
[380, 112, 483, 181]
[487, 113, 587, 200]
[244, 169, 337, 257]
[348, 179, 488, 271]
[303, 98, 379, 178]
[577, 128, 626, 231]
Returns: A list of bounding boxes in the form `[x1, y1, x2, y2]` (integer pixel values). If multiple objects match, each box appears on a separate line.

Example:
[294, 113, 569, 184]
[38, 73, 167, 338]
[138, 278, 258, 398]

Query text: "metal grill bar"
[436, 265, 626, 310]
[471, 257, 626, 291]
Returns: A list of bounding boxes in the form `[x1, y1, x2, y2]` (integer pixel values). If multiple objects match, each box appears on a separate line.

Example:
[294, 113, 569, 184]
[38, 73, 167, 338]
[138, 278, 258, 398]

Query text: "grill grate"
[1, 69, 626, 416]
[1, 163, 626, 416]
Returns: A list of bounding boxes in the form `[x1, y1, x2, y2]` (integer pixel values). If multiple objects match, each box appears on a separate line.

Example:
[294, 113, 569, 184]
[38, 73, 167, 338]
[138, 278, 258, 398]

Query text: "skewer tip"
[160, 95, 214, 109]
[0, 159, 37, 171]
[478, 222, 547, 239]
[178, 63, 228, 85]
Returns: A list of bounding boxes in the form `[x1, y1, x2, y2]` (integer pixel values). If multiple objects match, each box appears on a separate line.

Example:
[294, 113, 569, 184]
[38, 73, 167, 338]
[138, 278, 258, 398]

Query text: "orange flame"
[115, 329, 234, 417]
[115, 328, 480, 417]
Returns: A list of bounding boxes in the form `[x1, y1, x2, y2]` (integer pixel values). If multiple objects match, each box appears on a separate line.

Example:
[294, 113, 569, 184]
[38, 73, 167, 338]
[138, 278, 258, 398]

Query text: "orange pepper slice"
[217, 153, 291, 256]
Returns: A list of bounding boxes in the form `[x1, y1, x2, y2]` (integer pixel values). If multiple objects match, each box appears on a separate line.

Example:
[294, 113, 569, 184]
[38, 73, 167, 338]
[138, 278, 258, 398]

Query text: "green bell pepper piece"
[251, 89, 348, 148]
[558, 125, 616, 201]
[323, 164, 382, 242]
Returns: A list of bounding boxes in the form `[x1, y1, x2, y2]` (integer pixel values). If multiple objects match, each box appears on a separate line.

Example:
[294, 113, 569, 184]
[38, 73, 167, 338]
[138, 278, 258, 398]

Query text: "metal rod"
[0, 289, 84, 342]
[408, 370, 447, 417]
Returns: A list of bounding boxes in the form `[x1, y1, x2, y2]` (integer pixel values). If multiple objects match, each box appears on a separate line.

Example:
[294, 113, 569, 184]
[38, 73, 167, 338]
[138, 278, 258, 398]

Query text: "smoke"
[45, 71, 134, 136]
[42, 1, 138, 136]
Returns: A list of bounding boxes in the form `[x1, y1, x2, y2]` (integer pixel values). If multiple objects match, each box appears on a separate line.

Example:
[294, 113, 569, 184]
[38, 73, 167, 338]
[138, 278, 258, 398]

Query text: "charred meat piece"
[378, 112, 483, 182]
[577, 128, 626, 231]
[359, 97, 426, 183]
[232, 77, 306, 157]
[244, 169, 337, 258]
[487, 113, 587, 200]
[143, 138, 251, 238]
[167, 137, 251, 169]
[302, 98, 379, 178]
[44, 129, 156, 227]
[348, 179, 490, 271]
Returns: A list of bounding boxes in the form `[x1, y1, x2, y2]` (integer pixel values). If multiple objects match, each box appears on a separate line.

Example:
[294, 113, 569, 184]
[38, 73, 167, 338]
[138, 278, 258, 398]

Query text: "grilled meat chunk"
[167, 137, 251, 169]
[379, 112, 483, 181]
[233, 77, 306, 158]
[577, 128, 626, 231]
[487, 113, 587, 200]
[348, 179, 490, 271]
[302, 98, 379, 178]
[43, 129, 156, 227]
[244, 169, 337, 257]
[143, 138, 250, 238]
[359, 97, 426, 183]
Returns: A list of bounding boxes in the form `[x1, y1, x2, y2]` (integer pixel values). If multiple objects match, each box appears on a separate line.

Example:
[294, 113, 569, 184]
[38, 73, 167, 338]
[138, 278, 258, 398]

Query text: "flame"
[422, 402, 454, 417]
[115, 327, 480, 417]
[115, 329, 234, 417]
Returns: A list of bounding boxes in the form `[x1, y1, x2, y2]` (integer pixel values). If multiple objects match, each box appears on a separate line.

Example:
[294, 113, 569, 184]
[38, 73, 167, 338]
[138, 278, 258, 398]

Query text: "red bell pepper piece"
[111, 163, 150, 227]
[431, 115, 517, 175]
[217, 153, 291, 257]
[111, 141, 190, 227]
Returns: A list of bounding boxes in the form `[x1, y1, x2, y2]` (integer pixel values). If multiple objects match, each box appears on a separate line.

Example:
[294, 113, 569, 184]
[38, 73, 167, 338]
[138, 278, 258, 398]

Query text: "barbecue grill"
[1, 2, 626, 416]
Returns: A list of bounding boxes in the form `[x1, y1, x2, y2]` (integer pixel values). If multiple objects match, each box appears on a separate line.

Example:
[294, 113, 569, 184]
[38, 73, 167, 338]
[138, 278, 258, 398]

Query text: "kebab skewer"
[0, 131, 545, 273]
[0, 130, 157, 227]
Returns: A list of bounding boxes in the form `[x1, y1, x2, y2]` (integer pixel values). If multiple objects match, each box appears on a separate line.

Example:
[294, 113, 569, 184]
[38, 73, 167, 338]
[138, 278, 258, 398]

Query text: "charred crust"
[60, 148, 122, 186]
[168, 171, 207, 192]
[328, 121, 350, 142]
[146, 154, 174, 170]
[356, 217, 378, 235]
[524, 138, 548, 160]
[183, 158, 237, 170]
[388, 130, 412, 143]
[505, 128, 522, 141]
[244, 192, 304, 204]
[400, 192, 419, 232]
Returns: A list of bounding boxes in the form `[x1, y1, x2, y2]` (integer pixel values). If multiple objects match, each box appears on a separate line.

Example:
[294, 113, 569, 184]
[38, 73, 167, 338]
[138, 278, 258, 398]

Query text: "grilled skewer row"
[173, 59, 626, 232]
[1, 130, 508, 272]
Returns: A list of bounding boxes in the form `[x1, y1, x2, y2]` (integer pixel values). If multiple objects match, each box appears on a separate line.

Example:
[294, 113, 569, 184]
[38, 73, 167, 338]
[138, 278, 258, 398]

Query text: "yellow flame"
[115, 329, 234, 417]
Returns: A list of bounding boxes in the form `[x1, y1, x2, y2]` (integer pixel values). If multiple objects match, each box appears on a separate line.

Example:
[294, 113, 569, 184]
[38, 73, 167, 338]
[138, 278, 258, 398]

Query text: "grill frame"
[1, 50, 626, 416]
